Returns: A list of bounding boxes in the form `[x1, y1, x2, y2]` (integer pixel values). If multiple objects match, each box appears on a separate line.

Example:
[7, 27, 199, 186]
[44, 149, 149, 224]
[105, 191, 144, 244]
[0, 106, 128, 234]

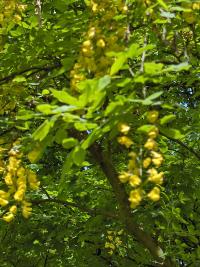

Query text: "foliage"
[1, 0, 200, 266]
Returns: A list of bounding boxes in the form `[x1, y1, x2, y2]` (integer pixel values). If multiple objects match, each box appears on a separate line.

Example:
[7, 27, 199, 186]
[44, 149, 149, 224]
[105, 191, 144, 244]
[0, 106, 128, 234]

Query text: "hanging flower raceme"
[0, 0, 27, 50]
[105, 229, 123, 255]
[0, 140, 40, 223]
[117, 110, 165, 208]
[70, 0, 128, 92]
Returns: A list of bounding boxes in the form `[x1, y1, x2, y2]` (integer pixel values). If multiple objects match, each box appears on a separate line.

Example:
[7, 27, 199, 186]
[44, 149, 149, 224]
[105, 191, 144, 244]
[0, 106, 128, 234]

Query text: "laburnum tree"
[0, 0, 200, 266]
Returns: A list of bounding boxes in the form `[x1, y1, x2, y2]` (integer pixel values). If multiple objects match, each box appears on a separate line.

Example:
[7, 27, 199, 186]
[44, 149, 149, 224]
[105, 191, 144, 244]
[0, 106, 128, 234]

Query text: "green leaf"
[52, 105, 77, 113]
[62, 138, 78, 149]
[127, 43, 140, 58]
[146, 91, 163, 101]
[129, 92, 162, 106]
[137, 125, 156, 133]
[61, 57, 75, 71]
[32, 118, 56, 141]
[12, 75, 27, 83]
[144, 62, 164, 75]
[54, 128, 67, 144]
[51, 89, 78, 106]
[60, 151, 74, 189]
[110, 54, 127, 75]
[37, 104, 55, 115]
[97, 75, 111, 90]
[160, 114, 176, 125]
[161, 128, 184, 140]
[165, 62, 191, 72]
[16, 110, 35, 120]
[157, 0, 168, 10]
[74, 122, 97, 131]
[72, 146, 86, 166]
[82, 128, 102, 149]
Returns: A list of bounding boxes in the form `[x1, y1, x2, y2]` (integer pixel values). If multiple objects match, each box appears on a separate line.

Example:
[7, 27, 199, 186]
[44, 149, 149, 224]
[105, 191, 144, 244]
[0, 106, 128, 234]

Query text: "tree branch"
[160, 131, 200, 161]
[90, 143, 175, 267]
[0, 65, 59, 85]
[31, 198, 116, 218]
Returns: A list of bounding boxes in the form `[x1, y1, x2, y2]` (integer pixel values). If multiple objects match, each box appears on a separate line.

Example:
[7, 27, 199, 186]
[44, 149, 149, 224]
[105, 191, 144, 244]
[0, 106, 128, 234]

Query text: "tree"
[0, 0, 200, 266]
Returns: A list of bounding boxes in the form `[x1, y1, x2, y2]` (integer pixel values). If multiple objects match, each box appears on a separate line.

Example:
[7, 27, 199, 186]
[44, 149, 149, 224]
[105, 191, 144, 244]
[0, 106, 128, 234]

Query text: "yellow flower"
[152, 158, 163, 167]
[14, 190, 24, 202]
[96, 39, 106, 48]
[147, 168, 158, 176]
[105, 242, 115, 250]
[29, 181, 40, 190]
[148, 127, 159, 139]
[0, 197, 9, 207]
[128, 152, 137, 158]
[17, 166, 26, 177]
[192, 3, 200, 10]
[147, 187, 160, 201]
[9, 205, 17, 214]
[147, 110, 159, 123]
[107, 235, 113, 241]
[118, 123, 130, 135]
[151, 151, 163, 167]
[27, 170, 40, 189]
[0, 190, 10, 200]
[92, 3, 98, 12]
[148, 171, 164, 185]
[17, 176, 26, 187]
[3, 212, 14, 223]
[0, 167, 4, 173]
[4, 173, 13, 186]
[129, 189, 142, 208]
[143, 157, 151, 168]
[128, 159, 136, 170]
[118, 136, 133, 148]
[118, 172, 130, 183]
[133, 168, 140, 176]
[118, 229, 123, 235]
[27, 170, 37, 183]
[88, 27, 96, 38]
[83, 40, 92, 47]
[17, 4, 27, 12]
[115, 237, 122, 245]
[144, 138, 157, 150]
[129, 175, 141, 187]
[22, 205, 32, 219]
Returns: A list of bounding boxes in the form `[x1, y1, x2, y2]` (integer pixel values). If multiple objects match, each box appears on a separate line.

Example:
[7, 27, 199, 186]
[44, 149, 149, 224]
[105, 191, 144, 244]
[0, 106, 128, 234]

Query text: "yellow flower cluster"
[70, 0, 128, 91]
[0, 0, 27, 50]
[182, 1, 200, 24]
[144, 110, 163, 202]
[118, 126, 143, 208]
[0, 140, 39, 223]
[117, 110, 165, 208]
[117, 123, 133, 148]
[105, 229, 123, 255]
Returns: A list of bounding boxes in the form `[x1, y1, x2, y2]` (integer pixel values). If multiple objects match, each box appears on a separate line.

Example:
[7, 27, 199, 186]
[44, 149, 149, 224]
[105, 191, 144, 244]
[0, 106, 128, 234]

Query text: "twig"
[0, 65, 58, 85]
[35, 0, 42, 27]
[160, 131, 200, 161]
[31, 198, 117, 218]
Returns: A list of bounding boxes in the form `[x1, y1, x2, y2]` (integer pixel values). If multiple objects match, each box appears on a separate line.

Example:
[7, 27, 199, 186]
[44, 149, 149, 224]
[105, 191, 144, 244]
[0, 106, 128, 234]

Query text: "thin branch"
[0, 65, 58, 85]
[31, 198, 116, 218]
[160, 131, 200, 161]
[35, 0, 42, 27]
[140, 34, 147, 73]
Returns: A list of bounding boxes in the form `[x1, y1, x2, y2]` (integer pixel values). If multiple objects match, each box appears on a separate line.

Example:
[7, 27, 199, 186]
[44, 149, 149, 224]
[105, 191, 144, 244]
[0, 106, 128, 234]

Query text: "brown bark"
[90, 143, 176, 267]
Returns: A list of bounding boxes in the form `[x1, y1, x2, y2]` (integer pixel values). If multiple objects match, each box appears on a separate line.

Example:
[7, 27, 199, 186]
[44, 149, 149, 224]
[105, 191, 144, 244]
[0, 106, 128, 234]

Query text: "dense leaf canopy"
[0, 0, 200, 266]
